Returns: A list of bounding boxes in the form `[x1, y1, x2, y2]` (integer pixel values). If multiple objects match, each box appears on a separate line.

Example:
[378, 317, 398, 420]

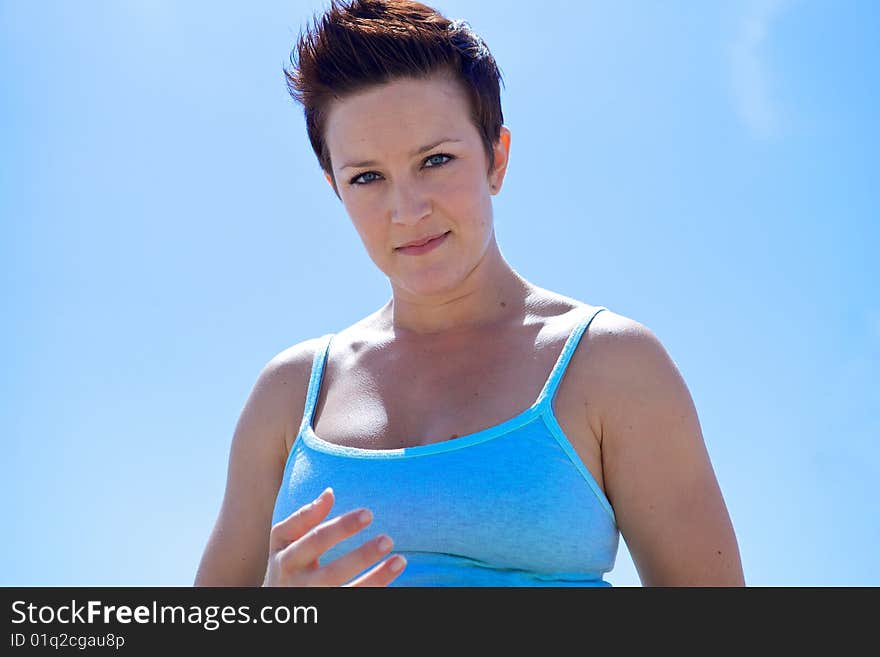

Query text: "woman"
[195, 0, 744, 587]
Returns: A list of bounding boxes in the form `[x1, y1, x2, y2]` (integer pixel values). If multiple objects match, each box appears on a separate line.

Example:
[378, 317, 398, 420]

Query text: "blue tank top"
[272, 305, 619, 586]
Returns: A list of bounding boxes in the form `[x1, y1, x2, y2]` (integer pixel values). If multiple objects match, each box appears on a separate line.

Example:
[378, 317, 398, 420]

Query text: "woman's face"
[322, 71, 510, 297]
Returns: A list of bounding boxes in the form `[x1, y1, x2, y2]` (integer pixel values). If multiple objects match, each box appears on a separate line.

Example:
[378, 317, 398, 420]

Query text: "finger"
[269, 487, 334, 552]
[279, 506, 373, 569]
[318, 534, 395, 587]
[344, 554, 407, 587]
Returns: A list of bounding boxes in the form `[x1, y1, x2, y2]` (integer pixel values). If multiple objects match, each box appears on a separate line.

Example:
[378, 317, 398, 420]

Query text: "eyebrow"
[340, 139, 463, 170]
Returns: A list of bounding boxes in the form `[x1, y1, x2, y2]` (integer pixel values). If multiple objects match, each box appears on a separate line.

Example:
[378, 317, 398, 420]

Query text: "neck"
[380, 240, 534, 339]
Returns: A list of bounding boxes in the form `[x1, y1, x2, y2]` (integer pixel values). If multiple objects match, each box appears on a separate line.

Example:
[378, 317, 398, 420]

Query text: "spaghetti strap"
[274, 306, 620, 585]
[297, 332, 335, 437]
[535, 306, 608, 409]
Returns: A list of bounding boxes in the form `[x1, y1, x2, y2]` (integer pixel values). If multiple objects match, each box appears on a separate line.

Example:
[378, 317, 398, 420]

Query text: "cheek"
[453, 187, 490, 237]
[433, 167, 486, 216]
[344, 194, 382, 230]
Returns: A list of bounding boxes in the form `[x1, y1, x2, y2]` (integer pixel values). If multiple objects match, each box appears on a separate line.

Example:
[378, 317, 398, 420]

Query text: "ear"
[324, 170, 340, 199]
[488, 125, 511, 195]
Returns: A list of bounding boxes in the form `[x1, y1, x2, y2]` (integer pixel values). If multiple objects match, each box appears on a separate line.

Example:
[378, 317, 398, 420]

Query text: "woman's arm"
[591, 313, 745, 586]
[193, 341, 317, 586]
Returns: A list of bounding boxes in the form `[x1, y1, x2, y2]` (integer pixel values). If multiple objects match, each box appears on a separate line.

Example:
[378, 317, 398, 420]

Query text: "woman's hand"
[262, 488, 407, 587]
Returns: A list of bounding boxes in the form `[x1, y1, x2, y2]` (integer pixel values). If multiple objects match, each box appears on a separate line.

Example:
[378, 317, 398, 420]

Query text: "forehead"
[324, 73, 476, 166]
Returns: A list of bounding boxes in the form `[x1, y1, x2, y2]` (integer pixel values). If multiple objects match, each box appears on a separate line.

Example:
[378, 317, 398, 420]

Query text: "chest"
[277, 431, 618, 576]
[323, 350, 528, 442]
[308, 326, 607, 496]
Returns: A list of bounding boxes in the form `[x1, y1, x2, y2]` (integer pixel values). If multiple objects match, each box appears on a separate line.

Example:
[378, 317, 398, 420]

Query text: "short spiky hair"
[284, 0, 505, 188]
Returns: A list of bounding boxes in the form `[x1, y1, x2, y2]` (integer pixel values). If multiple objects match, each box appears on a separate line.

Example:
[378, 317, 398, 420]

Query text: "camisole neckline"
[300, 306, 607, 460]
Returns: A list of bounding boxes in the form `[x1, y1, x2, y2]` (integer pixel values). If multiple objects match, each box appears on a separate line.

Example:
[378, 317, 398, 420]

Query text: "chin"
[395, 268, 462, 296]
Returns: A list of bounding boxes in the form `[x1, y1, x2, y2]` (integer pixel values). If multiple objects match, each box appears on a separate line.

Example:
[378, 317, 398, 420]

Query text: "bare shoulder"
[584, 308, 710, 455]
[193, 334, 330, 586]
[583, 307, 665, 356]
[577, 306, 698, 456]
[579, 307, 745, 585]
[579, 308, 677, 393]
[264, 335, 327, 378]
[256, 336, 330, 457]
[561, 305, 674, 408]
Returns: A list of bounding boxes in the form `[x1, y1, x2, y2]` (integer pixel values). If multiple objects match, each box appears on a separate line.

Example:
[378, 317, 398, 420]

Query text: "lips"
[394, 230, 451, 256]
[396, 231, 450, 249]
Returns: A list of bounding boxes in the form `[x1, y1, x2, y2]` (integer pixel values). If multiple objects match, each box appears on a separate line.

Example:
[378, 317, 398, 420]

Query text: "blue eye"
[349, 153, 455, 186]
[350, 171, 381, 185]
[424, 153, 453, 167]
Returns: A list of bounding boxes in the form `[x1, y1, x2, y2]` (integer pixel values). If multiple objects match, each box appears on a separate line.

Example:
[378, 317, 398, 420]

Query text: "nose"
[390, 179, 431, 226]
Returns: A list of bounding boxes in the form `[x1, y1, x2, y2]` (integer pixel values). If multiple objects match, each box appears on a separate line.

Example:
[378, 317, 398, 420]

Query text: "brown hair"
[284, 0, 505, 193]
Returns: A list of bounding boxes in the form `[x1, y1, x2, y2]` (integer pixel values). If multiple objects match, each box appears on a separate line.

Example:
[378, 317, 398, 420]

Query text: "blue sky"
[2, 0, 877, 586]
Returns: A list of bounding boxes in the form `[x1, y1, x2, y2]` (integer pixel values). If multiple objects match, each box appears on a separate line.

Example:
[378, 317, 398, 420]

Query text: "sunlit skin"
[322, 69, 528, 338]
[194, 68, 745, 588]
